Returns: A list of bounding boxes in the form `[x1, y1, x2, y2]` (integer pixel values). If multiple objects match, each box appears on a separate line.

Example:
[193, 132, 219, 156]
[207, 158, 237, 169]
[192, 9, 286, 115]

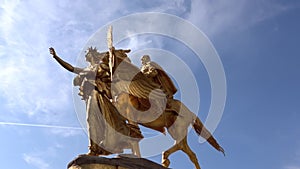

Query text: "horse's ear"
[124, 49, 131, 53]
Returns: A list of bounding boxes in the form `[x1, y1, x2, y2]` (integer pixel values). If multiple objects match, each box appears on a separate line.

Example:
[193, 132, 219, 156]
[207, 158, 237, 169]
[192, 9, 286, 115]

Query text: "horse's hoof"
[162, 159, 170, 167]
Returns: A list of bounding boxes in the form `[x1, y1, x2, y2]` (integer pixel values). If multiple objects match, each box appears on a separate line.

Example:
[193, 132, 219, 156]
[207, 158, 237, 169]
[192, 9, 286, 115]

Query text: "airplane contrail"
[0, 121, 84, 130]
[0, 121, 158, 135]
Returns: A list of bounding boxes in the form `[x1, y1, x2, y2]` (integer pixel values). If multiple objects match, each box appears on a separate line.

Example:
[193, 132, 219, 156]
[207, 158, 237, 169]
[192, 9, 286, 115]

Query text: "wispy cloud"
[117, 33, 165, 57]
[23, 143, 65, 169]
[50, 128, 84, 137]
[186, 0, 299, 36]
[23, 153, 50, 169]
[0, 0, 191, 123]
[0, 1, 74, 123]
[282, 146, 300, 169]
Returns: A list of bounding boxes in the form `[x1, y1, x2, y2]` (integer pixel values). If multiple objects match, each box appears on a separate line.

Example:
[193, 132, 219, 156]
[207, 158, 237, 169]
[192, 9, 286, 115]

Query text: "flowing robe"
[75, 62, 142, 154]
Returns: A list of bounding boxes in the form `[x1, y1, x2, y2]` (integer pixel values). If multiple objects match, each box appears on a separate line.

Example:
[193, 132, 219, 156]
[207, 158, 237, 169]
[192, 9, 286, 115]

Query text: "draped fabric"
[78, 63, 143, 154]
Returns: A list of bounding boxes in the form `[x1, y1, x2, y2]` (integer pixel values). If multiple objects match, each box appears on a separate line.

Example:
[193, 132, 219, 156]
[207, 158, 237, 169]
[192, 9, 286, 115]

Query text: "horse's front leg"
[162, 142, 180, 167]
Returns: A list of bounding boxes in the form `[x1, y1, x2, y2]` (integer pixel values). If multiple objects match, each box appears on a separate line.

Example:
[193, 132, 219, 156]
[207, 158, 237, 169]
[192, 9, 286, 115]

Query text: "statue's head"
[85, 47, 109, 64]
[141, 55, 150, 65]
[85, 47, 98, 63]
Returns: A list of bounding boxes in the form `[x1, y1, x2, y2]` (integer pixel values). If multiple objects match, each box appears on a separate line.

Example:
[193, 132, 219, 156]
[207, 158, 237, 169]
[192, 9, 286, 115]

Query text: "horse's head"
[113, 49, 131, 65]
[114, 49, 131, 59]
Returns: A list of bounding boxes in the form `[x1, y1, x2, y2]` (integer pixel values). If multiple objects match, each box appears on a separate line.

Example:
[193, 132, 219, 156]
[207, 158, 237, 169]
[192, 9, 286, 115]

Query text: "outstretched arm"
[49, 47, 82, 74]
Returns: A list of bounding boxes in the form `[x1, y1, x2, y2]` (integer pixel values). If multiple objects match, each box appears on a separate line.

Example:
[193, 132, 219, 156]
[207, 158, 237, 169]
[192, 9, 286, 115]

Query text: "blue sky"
[0, 0, 300, 169]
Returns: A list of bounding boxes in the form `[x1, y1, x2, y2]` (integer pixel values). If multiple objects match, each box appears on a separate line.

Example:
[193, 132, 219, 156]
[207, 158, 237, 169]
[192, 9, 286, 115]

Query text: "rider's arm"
[50, 47, 83, 74]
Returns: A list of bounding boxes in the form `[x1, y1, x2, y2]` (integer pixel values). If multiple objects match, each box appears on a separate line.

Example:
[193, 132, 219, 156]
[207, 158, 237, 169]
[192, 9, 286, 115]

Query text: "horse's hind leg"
[180, 137, 201, 169]
[162, 142, 180, 167]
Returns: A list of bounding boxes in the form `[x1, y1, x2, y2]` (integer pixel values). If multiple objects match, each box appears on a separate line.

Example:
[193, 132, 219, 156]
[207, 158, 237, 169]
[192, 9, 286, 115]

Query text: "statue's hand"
[49, 47, 57, 57]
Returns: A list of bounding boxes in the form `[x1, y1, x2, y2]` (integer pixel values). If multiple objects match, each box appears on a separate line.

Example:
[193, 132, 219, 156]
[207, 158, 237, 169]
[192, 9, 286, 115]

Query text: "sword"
[107, 25, 114, 81]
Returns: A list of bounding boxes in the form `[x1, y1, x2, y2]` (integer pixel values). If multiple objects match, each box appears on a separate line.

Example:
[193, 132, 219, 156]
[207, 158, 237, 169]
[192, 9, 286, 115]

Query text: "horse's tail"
[193, 117, 225, 156]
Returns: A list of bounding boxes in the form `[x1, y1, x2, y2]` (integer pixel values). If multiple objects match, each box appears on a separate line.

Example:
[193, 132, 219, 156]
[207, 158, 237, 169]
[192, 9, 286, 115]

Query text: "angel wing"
[111, 56, 166, 100]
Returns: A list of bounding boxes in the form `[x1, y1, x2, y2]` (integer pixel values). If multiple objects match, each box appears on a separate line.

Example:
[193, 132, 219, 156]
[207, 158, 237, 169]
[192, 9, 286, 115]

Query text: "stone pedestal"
[67, 155, 169, 169]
